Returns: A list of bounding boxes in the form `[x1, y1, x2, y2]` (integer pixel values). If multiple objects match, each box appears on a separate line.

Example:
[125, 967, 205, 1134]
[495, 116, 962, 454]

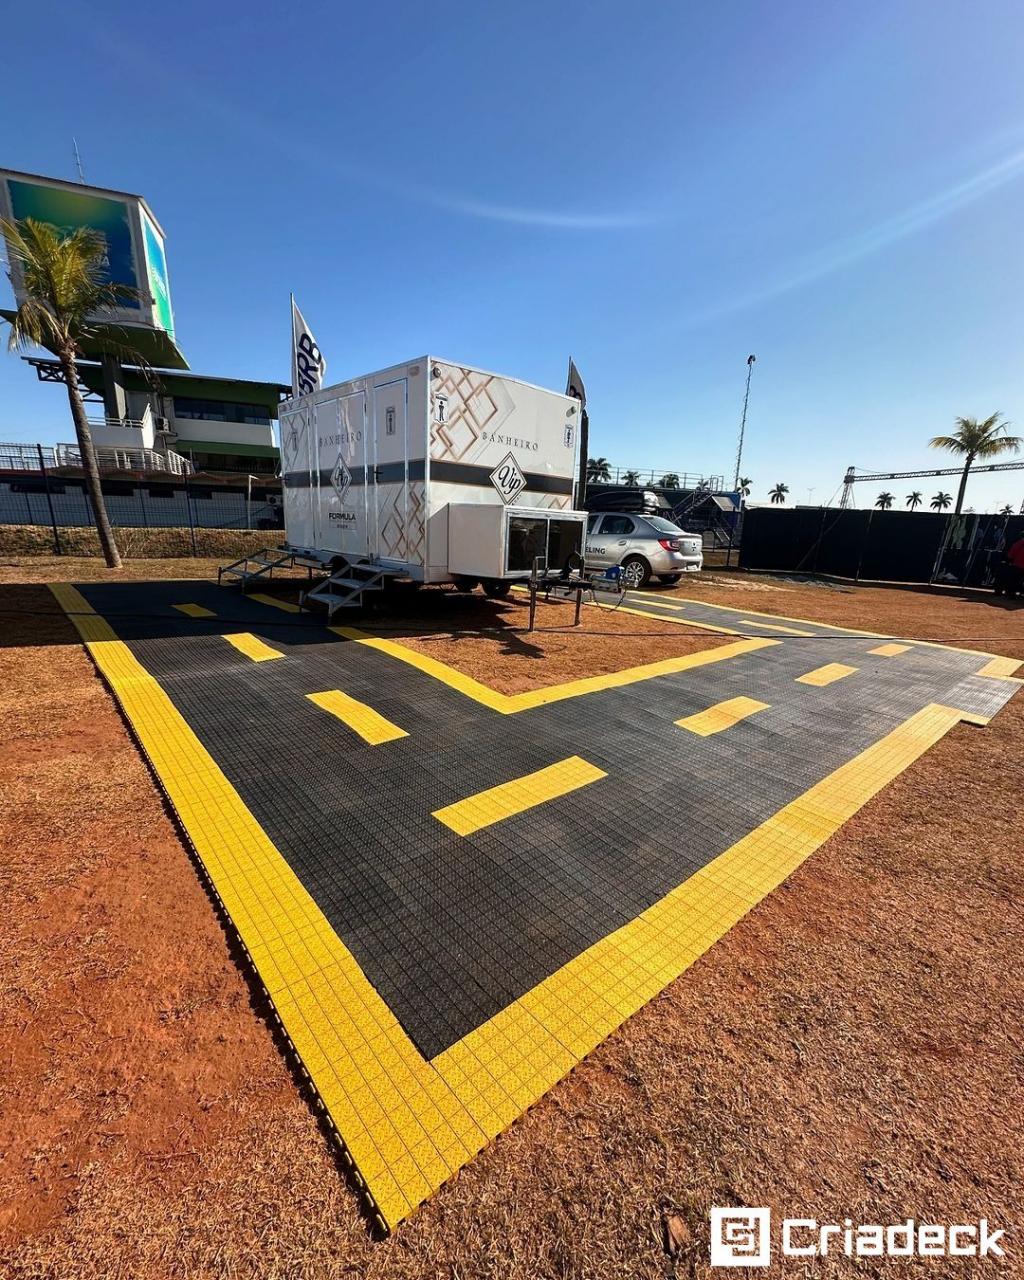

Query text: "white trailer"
[277, 357, 587, 604]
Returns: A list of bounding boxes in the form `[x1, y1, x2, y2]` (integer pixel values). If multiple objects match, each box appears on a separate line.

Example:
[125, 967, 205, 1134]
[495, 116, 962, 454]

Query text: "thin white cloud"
[694, 143, 1024, 321]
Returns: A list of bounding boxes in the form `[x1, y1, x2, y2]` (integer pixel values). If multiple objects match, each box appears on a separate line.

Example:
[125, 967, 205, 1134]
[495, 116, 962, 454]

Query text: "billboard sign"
[141, 207, 174, 336]
[0, 169, 174, 337]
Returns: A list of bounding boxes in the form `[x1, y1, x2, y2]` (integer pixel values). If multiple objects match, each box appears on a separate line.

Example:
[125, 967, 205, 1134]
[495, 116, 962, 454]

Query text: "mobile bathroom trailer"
[277, 358, 587, 603]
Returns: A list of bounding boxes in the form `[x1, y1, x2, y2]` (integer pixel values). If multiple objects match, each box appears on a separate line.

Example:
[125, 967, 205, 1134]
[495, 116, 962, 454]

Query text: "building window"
[173, 396, 272, 425]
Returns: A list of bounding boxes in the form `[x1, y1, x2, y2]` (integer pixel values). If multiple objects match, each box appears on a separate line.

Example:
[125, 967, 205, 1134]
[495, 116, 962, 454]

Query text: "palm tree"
[768, 483, 789, 504]
[906, 490, 923, 510]
[930, 491, 952, 511]
[929, 414, 1022, 517]
[737, 476, 752, 503]
[621, 469, 641, 486]
[659, 472, 680, 487]
[586, 456, 611, 482]
[2, 217, 141, 568]
[999, 503, 1014, 516]
[875, 492, 894, 510]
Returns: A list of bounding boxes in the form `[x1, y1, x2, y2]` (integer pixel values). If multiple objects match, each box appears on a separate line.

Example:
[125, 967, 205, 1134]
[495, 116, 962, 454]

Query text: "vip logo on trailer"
[331, 457, 352, 502]
[488, 452, 527, 505]
[710, 1208, 770, 1268]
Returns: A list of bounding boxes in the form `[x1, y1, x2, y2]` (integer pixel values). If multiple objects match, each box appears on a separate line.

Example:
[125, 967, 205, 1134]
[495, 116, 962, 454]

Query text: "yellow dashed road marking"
[249, 592, 302, 613]
[223, 632, 284, 662]
[796, 662, 857, 687]
[624, 596, 686, 611]
[739, 618, 813, 637]
[307, 689, 408, 745]
[173, 602, 216, 618]
[869, 642, 911, 657]
[676, 696, 770, 736]
[433, 756, 606, 836]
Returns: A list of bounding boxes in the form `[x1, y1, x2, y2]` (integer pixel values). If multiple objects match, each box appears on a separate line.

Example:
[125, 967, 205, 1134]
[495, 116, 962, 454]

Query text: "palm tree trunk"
[59, 346, 121, 569]
[953, 456, 973, 517]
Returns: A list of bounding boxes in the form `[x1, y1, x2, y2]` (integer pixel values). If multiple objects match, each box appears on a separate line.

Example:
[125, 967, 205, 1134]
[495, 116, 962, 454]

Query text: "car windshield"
[644, 517, 684, 534]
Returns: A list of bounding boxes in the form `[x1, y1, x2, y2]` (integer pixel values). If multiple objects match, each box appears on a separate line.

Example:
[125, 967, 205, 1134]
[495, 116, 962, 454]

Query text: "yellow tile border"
[330, 625, 777, 712]
[976, 655, 1024, 681]
[508, 583, 745, 635]
[676, 696, 769, 737]
[48, 582, 1007, 1233]
[307, 689, 408, 745]
[629, 586, 1018, 667]
[433, 756, 606, 836]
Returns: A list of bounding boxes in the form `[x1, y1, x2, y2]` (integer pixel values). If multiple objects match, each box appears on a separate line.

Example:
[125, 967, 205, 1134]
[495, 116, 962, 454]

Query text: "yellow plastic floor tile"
[869, 642, 911, 657]
[739, 618, 814, 637]
[433, 756, 606, 836]
[796, 661, 857, 687]
[222, 632, 285, 662]
[307, 689, 408, 745]
[173, 602, 216, 618]
[676, 696, 770, 736]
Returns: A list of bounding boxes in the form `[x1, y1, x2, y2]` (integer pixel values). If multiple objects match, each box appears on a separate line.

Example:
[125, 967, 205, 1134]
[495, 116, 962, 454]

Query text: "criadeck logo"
[710, 1209, 770, 1267]
[710, 1208, 1007, 1267]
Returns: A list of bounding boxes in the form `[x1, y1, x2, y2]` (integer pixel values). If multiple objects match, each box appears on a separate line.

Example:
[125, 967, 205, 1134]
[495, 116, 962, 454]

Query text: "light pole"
[733, 354, 756, 493]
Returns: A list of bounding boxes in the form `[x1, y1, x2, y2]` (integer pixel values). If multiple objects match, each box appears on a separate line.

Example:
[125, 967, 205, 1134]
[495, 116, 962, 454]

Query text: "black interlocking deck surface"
[72, 580, 1017, 1059]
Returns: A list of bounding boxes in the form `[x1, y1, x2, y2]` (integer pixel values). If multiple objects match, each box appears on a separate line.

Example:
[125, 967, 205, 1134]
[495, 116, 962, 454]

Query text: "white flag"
[566, 356, 586, 409]
[291, 297, 327, 397]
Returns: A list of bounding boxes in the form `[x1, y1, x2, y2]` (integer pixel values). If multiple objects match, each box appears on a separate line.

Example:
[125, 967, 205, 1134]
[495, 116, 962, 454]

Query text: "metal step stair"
[218, 547, 319, 591]
[300, 559, 399, 617]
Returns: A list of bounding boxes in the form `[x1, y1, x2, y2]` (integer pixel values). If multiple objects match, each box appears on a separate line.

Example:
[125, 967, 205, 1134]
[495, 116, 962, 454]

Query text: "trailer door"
[279, 401, 315, 549]
[371, 379, 408, 564]
[312, 391, 367, 557]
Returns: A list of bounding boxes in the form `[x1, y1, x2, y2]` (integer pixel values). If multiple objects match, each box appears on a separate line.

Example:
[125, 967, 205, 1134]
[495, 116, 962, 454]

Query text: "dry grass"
[0, 564, 1022, 1278]
[0, 527, 277, 559]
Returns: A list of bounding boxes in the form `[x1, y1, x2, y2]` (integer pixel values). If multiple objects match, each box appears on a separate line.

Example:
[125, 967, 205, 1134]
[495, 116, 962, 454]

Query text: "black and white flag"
[291, 297, 327, 397]
[566, 356, 587, 408]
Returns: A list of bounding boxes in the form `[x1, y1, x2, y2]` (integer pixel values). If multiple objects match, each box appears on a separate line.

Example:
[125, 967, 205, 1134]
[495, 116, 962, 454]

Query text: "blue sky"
[2, 0, 1023, 510]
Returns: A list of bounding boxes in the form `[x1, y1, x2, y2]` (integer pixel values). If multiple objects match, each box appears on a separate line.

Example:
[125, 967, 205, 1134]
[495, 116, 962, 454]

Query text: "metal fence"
[1, 441, 283, 555]
[595, 467, 727, 489]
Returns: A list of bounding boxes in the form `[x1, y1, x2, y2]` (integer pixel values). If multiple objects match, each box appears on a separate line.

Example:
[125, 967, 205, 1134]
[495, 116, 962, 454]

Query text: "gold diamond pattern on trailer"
[430, 367, 515, 462]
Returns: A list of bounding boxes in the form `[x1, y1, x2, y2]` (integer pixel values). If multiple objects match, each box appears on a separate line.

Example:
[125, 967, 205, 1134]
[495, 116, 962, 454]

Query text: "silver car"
[585, 513, 703, 587]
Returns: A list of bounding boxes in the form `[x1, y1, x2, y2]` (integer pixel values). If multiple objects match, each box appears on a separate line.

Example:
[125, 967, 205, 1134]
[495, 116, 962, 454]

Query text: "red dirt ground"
[0, 559, 1022, 1278]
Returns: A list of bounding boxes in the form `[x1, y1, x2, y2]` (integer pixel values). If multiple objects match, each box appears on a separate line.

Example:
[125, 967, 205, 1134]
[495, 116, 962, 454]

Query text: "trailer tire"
[482, 580, 512, 599]
[453, 576, 479, 593]
[620, 556, 652, 589]
[658, 573, 683, 585]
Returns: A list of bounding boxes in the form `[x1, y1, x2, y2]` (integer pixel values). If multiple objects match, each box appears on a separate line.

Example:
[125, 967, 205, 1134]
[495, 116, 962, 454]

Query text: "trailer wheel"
[482, 580, 512, 598]
[621, 556, 652, 589]
[453, 576, 479, 593]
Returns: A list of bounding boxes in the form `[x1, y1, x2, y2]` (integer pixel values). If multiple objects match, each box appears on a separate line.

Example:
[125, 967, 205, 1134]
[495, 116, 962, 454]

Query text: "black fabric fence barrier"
[740, 507, 1024, 587]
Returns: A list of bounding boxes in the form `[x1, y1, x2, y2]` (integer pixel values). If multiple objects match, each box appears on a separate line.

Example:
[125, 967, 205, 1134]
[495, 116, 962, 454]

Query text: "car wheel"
[620, 556, 651, 589]
[482, 580, 512, 598]
[658, 573, 683, 585]
[452, 576, 479, 593]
